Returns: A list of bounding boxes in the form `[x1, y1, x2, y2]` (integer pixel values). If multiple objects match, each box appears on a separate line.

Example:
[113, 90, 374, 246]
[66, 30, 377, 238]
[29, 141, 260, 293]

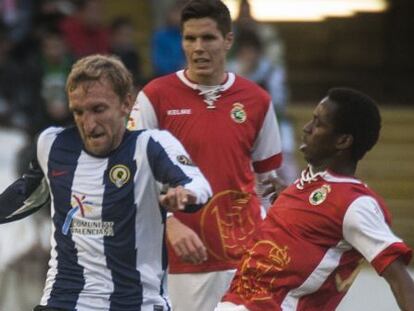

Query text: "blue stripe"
[146, 136, 192, 186]
[47, 127, 85, 309]
[102, 131, 142, 310]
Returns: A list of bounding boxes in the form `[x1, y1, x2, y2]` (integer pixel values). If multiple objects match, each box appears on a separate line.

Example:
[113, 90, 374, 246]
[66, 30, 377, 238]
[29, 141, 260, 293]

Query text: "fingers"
[167, 217, 208, 265]
[173, 238, 207, 264]
[259, 176, 288, 201]
[160, 186, 189, 211]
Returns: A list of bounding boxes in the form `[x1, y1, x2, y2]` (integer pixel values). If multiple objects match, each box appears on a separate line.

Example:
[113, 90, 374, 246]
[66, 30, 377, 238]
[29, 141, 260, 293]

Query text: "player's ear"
[121, 93, 134, 116]
[224, 31, 234, 51]
[336, 134, 353, 151]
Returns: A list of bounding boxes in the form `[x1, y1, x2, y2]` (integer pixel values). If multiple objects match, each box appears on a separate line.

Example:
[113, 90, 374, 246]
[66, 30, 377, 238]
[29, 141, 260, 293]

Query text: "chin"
[86, 145, 110, 157]
[193, 68, 213, 76]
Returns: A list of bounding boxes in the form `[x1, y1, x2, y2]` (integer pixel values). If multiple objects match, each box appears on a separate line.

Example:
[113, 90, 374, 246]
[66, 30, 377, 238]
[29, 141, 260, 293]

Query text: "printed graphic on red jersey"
[200, 190, 255, 261]
[235, 240, 291, 301]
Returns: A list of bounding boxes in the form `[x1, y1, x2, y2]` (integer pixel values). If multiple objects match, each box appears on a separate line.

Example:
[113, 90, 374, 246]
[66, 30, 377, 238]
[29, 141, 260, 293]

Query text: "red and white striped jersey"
[222, 168, 412, 311]
[129, 70, 283, 273]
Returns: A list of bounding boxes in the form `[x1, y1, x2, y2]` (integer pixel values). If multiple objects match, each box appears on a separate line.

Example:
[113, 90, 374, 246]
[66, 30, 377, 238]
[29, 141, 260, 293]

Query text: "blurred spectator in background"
[38, 28, 73, 129]
[15, 26, 73, 176]
[233, 0, 286, 71]
[110, 16, 144, 91]
[151, 0, 186, 77]
[0, 10, 51, 309]
[229, 28, 298, 183]
[33, 0, 74, 34]
[0, 21, 14, 126]
[0, 0, 33, 44]
[59, 0, 109, 58]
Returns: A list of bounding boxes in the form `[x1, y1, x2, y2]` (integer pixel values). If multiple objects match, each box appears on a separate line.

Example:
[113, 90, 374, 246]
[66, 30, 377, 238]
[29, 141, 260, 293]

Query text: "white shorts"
[214, 302, 250, 311]
[168, 269, 236, 311]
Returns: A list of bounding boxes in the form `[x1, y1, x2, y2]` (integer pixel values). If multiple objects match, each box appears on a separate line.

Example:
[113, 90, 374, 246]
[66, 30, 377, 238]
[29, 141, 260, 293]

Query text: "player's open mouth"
[194, 58, 209, 64]
[88, 133, 105, 141]
[299, 136, 307, 151]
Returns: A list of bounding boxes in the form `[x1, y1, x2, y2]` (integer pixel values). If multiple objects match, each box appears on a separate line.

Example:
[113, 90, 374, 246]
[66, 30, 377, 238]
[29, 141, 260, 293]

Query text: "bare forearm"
[383, 259, 414, 311]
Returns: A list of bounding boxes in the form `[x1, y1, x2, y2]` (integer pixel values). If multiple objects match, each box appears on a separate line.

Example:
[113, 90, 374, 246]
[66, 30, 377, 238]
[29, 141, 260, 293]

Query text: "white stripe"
[71, 152, 113, 311]
[130, 91, 159, 130]
[251, 102, 282, 163]
[281, 240, 351, 310]
[134, 132, 167, 308]
[37, 127, 59, 305]
[40, 217, 58, 305]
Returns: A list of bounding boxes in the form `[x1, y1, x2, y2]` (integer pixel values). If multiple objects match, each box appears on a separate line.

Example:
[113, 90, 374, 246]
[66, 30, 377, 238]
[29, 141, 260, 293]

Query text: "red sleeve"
[252, 153, 283, 173]
[371, 242, 412, 275]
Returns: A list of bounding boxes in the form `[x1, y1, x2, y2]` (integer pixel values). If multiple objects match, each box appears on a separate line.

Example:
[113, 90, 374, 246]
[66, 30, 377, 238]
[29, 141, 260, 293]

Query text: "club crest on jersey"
[230, 103, 247, 123]
[109, 164, 130, 188]
[177, 154, 195, 166]
[309, 184, 331, 205]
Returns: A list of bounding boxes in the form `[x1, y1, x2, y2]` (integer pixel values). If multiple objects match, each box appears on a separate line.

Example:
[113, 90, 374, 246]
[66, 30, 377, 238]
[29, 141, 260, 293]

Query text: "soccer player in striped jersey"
[216, 88, 414, 311]
[0, 54, 212, 311]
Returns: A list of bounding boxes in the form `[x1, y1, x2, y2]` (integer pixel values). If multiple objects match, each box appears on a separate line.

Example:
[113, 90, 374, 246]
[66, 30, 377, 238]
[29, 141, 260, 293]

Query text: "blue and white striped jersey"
[0, 126, 211, 311]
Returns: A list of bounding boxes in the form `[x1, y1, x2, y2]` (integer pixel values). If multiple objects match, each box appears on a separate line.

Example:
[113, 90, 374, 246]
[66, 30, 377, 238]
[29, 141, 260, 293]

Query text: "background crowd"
[0, 0, 413, 310]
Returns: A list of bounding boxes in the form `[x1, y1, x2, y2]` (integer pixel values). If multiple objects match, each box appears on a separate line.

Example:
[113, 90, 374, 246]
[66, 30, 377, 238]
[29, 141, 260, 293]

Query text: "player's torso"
[39, 128, 168, 310]
[152, 75, 268, 193]
[146, 74, 270, 271]
[228, 177, 371, 310]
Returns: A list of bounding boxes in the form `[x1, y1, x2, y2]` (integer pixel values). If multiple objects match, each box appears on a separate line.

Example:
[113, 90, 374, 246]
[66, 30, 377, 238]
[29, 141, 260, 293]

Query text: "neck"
[186, 69, 227, 86]
[311, 158, 357, 177]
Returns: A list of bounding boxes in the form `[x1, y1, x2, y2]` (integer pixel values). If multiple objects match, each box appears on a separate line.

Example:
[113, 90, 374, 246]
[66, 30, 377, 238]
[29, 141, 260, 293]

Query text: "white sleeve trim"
[343, 196, 402, 263]
[128, 91, 159, 130]
[251, 102, 282, 162]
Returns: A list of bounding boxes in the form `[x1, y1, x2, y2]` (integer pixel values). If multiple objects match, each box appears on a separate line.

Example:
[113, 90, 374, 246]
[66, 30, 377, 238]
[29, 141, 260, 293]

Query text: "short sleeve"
[343, 196, 411, 273]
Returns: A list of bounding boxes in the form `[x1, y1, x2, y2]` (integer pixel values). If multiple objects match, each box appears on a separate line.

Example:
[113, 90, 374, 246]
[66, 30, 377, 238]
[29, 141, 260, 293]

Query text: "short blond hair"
[66, 54, 133, 100]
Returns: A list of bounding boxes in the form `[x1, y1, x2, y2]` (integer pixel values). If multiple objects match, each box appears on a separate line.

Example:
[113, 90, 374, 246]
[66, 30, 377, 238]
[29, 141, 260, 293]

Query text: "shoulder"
[142, 129, 177, 143]
[37, 126, 80, 166]
[325, 177, 391, 223]
[143, 73, 180, 94]
[38, 126, 66, 146]
[38, 126, 81, 149]
[232, 74, 271, 100]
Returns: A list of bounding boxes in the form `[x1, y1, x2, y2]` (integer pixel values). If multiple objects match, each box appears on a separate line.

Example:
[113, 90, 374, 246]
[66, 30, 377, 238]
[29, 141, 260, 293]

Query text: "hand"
[159, 186, 196, 212]
[166, 216, 208, 264]
[261, 176, 288, 203]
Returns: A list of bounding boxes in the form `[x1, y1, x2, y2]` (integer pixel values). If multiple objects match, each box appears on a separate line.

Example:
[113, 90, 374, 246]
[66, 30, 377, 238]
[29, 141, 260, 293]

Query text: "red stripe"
[252, 153, 283, 173]
[371, 242, 412, 274]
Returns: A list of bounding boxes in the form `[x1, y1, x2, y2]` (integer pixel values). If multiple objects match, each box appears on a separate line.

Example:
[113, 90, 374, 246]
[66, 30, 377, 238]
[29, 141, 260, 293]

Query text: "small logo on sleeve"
[176, 155, 195, 166]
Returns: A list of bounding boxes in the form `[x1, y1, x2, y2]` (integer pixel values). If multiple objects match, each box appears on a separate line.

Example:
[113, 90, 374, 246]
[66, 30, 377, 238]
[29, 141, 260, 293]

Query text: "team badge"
[309, 184, 331, 205]
[230, 103, 247, 123]
[177, 154, 195, 166]
[109, 164, 130, 188]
